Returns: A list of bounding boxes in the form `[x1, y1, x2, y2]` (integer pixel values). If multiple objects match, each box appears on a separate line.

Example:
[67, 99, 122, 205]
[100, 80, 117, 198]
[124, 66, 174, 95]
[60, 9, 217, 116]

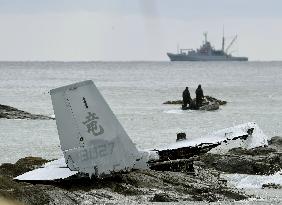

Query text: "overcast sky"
[0, 0, 281, 61]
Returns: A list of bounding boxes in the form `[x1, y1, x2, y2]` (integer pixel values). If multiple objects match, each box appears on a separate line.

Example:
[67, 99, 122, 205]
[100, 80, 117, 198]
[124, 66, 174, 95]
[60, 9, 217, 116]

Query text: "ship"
[167, 32, 248, 61]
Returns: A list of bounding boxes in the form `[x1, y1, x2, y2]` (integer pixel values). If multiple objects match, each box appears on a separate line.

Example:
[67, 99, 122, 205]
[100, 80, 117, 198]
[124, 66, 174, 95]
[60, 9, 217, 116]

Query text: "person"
[195, 84, 204, 109]
[182, 87, 192, 109]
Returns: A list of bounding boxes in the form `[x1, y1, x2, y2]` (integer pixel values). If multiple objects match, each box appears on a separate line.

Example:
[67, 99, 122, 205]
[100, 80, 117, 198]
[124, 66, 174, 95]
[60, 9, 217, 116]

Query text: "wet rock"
[0, 104, 54, 120]
[262, 183, 282, 189]
[163, 100, 183, 105]
[268, 136, 282, 151]
[150, 193, 178, 202]
[163, 96, 226, 111]
[0, 157, 248, 204]
[0, 157, 49, 178]
[228, 146, 277, 156]
[200, 146, 282, 175]
[199, 102, 219, 111]
[205, 96, 227, 106]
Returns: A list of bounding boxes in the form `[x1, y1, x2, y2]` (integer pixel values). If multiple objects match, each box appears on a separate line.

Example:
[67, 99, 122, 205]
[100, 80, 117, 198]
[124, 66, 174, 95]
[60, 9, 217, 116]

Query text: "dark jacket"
[183, 88, 192, 104]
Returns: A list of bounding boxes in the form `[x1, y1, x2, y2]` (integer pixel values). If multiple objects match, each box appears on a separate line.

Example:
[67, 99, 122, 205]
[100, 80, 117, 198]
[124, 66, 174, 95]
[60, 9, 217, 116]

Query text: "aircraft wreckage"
[15, 80, 268, 181]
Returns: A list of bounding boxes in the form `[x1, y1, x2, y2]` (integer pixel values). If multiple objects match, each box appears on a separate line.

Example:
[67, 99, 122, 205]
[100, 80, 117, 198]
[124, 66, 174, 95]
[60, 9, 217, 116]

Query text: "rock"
[163, 96, 226, 111]
[205, 96, 227, 106]
[0, 157, 248, 204]
[163, 100, 183, 105]
[262, 183, 282, 189]
[0, 104, 54, 120]
[150, 193, 178, 202]
[200, 146, 282, 175]
[199, 102, 220, 111]
[268, 136, 282, 151]
[0, 157, 49, 178]
[228, 147, 277, 156]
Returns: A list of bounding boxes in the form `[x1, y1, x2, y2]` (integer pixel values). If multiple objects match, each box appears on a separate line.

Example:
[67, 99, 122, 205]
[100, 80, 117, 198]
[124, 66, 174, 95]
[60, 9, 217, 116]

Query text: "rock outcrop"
[163, 96, 227, 111]
[0, 104, 53, 120]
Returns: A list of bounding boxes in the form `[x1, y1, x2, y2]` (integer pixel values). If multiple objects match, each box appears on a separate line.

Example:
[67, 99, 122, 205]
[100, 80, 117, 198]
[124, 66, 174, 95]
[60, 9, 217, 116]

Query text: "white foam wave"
[163, 109, 186, 114]
[224, 171, 282, 189]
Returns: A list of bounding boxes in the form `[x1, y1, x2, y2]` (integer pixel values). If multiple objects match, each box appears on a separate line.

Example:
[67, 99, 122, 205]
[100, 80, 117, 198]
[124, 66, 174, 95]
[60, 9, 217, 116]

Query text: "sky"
[0, 0, 281, 61]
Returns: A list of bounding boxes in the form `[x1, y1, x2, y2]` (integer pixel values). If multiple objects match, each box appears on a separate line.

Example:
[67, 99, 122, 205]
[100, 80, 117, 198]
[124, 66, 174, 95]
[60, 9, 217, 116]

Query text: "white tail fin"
[50, 80, 140, 177]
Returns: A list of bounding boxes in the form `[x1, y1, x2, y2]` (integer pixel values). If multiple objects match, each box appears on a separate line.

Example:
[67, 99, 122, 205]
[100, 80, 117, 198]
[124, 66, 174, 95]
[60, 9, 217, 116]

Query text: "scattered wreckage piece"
[0, 104, 54, 120]
[14, 80, 268, 181]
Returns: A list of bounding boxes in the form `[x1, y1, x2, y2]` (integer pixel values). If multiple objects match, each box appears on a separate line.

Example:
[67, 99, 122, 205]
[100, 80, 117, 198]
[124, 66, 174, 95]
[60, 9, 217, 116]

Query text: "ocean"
[0, 61, 282, 164]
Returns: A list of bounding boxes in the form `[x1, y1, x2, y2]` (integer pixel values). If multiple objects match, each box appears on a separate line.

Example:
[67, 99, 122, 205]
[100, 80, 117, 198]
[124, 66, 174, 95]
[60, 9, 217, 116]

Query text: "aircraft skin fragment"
[14, 158, 78, 181]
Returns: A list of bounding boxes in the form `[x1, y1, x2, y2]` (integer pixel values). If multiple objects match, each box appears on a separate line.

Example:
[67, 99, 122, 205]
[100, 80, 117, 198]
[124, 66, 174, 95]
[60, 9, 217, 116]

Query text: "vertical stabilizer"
[50, 80, 140, 177]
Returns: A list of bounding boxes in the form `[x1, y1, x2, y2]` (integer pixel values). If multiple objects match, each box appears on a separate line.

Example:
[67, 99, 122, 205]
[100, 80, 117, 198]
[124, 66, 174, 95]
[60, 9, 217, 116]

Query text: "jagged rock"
[0, 104, 54, 120]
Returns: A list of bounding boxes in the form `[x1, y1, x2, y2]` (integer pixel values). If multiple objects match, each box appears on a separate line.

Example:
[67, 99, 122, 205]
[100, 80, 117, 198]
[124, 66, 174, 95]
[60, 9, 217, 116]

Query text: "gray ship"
[167, 32, 248, 61]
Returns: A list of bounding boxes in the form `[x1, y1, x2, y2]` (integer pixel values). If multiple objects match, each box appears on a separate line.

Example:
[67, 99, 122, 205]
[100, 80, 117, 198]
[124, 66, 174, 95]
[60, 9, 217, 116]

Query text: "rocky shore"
[1, 136, 281, 205]
[0, 104, 54, 120]
[163, 96, 227, 111]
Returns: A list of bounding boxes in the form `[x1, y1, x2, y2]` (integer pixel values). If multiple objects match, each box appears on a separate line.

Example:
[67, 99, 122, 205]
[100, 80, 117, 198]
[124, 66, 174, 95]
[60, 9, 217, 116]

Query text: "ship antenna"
[222, 26, 225, 52]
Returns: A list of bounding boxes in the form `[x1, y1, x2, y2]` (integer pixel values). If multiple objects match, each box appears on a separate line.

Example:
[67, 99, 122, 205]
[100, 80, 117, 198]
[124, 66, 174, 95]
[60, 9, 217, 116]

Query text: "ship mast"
[222, 26, 225, 52]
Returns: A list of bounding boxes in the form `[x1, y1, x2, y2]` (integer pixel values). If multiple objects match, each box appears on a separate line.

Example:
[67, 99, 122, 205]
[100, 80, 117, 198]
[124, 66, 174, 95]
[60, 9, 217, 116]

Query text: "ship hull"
[167, 53, 248, 62]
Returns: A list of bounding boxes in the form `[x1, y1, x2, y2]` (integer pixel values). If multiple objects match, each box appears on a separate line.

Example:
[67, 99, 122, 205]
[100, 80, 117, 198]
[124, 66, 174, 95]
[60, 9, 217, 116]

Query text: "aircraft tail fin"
[50, 80, 140, 177]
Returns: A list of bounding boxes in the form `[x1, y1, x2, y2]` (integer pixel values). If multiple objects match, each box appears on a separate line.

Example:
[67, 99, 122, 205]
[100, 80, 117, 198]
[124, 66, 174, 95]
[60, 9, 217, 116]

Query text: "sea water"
[0, 61, 282, 164]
